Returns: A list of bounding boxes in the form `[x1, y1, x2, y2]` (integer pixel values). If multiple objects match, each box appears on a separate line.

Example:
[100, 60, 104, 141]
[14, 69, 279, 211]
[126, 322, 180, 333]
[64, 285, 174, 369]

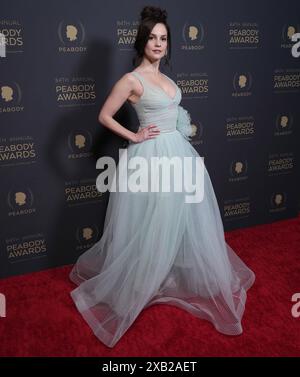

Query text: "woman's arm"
[98, 73, 137, 143]
[98, 73, 160, 144]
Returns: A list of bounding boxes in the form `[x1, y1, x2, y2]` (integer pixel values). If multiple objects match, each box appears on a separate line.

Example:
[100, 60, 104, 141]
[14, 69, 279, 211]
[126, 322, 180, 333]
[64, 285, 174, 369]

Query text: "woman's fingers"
[147, 125, 160, 134]
[147, 124, 160, 131]
[134, 125, 160, 143]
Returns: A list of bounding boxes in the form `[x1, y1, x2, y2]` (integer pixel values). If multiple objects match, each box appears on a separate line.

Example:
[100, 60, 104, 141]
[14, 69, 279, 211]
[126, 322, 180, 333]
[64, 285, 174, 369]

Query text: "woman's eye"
[149, 37, 167, 41]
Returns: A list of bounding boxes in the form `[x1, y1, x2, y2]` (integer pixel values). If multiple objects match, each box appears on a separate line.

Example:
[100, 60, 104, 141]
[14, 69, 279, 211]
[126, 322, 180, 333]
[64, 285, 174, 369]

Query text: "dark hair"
[133, 6, 172, 69]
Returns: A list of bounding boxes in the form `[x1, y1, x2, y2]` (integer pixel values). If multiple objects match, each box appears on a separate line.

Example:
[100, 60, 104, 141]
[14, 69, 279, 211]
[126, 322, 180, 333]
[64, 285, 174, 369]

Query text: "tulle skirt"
[69, 130, 255, 347]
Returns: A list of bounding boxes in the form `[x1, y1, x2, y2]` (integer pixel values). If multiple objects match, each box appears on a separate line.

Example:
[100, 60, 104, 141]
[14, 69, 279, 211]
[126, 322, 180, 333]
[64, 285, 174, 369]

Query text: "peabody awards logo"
[7, 186, 36, 217]
[224, 196, 251, 221]
[5, 233, 47, 262]
[57, 20, 87, 53]
[273, 68, 300, 93]
[68, 130, 93, 159]
[75, 224, 99, 252]
[274, 113, 293, 136]
[280, 24, 300, 49]
[117, 20, 138, 50]
[65, 179, 104, 206]
[55, 76, 96, 107]
[268, 152, 294, 176]
[269, 192, 287, 213]
[229, 160, 248, 182]
[0, 20, 24, 54]
[232, 72, 252, 97]
[227, 22, 260, 49]
[226, 116, 255, 141]
[177, 73, 208, 99]
[0, 81, 24, 113]
[181, 21, 205, 50]
[0, 136, 37, 167]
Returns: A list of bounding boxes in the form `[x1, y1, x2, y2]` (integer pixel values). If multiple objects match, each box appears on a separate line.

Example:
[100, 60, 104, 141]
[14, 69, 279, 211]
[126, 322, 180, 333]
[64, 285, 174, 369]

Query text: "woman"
[69, 6, 255, 348]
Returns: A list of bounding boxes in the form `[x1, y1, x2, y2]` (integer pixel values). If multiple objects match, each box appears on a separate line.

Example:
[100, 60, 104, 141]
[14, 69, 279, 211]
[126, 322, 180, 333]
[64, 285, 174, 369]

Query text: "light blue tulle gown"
[69, 70, 255, 348]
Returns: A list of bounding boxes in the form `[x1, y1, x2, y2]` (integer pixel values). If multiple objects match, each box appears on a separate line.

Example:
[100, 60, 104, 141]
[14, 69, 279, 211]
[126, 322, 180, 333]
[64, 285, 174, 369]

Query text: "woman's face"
[144, 23, 168, 62]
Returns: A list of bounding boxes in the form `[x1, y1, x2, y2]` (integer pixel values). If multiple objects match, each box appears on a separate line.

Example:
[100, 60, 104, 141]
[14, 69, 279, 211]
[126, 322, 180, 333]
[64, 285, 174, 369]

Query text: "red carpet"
[0, 215, 300, 357]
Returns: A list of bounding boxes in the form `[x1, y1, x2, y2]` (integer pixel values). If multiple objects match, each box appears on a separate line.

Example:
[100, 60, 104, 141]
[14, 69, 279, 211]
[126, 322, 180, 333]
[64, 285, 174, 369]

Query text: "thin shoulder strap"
[130, 71, 147, 97]
[131, 70, 142, 79]
[131, 71, 146, 84]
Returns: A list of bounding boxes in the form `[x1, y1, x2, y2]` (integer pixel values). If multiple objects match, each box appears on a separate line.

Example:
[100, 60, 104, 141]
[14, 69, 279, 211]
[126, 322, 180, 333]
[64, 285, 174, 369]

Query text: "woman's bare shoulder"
[113, 72, 139, 90]
[121, 72, 143, 95]
[107, 72, 143, 105]
[119, 71, 137, 81]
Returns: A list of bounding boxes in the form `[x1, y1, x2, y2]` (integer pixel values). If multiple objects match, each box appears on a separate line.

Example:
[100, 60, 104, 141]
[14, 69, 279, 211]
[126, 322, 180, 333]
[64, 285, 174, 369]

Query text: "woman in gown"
[69, 6, 255, 348]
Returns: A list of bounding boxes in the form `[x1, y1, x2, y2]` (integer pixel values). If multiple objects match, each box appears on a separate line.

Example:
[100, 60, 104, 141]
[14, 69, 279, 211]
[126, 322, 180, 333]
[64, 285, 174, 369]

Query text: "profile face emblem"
[58, 21, 85, 45]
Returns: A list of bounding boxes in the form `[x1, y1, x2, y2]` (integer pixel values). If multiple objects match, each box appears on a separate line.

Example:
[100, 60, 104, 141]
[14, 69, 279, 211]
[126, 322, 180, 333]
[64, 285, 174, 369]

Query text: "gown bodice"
[130, 71, 182, 134]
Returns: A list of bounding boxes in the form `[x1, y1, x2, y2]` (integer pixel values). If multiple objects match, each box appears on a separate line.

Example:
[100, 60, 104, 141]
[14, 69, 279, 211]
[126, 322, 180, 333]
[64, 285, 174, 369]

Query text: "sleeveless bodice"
[129, 71, 182, 134]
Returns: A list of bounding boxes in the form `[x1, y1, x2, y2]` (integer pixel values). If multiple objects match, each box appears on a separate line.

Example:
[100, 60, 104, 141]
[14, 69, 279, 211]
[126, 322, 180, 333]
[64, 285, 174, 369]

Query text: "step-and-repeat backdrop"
[1, 0, 299, 278]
